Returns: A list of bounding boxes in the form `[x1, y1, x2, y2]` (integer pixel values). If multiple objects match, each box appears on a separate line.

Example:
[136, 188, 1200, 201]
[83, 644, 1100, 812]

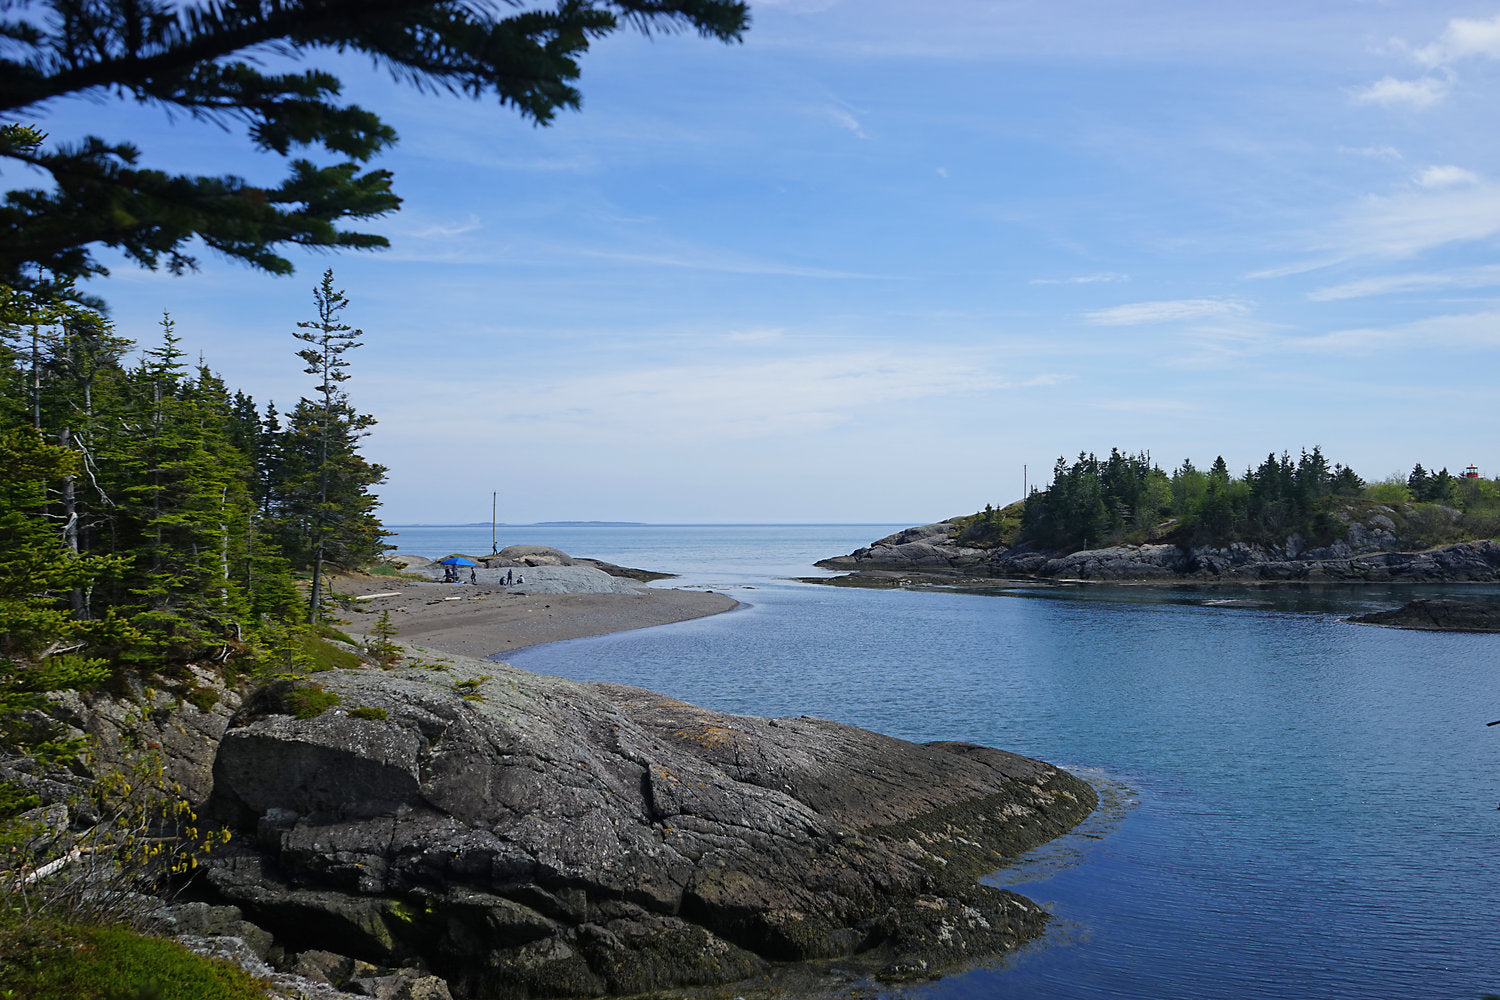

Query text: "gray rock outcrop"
[817, 520, 1500, 584]
[1350, 597, 1500, 631]
[200, 656, 1094, 998]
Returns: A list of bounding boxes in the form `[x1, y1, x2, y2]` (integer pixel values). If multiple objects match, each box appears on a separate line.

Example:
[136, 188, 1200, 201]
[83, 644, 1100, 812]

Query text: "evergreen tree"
[1, 0, 749, 297]
[0, 426, 117, 814]
[1408, 464, 1429, 500]
[111, 317, 251, 641]
[269, 270, 386, 620]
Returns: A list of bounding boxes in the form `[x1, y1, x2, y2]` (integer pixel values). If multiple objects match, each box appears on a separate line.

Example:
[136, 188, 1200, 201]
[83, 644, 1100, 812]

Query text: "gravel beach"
[333, 564, 739, 659]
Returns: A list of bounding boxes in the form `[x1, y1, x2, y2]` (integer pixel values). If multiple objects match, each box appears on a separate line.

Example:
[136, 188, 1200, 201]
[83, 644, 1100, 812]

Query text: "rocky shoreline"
[190, 649, 1094, 998]
[814, 520, 1500, 585]
[11, 549, 1097, 1000]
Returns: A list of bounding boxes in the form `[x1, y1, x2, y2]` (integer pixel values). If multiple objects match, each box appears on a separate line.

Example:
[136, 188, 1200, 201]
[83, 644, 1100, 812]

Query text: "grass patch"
[0, 910, 268, 1000]
[302, 635, 361, 673]
[347, 705, 387, 721]
[366, 562, 425, 580]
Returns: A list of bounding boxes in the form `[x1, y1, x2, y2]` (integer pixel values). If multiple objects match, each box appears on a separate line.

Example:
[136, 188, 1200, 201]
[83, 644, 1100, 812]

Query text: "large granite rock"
[2, 663, 242, 815]
[201, 658, 1094, 998]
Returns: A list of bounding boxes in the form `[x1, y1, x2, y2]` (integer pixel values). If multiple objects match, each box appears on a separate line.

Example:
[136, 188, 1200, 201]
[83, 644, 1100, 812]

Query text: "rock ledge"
[199, 653, 1094, 998]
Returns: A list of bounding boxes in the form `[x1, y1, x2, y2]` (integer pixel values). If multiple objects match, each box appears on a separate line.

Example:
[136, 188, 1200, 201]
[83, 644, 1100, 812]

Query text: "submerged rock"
[1350, 597, 1500, 632]
[200, 656, 1094, 998]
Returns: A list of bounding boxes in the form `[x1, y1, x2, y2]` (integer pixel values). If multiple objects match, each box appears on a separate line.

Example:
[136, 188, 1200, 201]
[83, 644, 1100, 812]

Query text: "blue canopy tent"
[438, 555, 479, 582]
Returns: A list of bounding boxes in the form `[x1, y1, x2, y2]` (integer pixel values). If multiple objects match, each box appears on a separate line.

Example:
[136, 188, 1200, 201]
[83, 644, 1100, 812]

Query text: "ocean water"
[385, 524, 1500, 1000]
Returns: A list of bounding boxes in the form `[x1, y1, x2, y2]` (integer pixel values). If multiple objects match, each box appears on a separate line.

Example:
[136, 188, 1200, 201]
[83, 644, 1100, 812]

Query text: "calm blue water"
[385, 525, 1500, 1000]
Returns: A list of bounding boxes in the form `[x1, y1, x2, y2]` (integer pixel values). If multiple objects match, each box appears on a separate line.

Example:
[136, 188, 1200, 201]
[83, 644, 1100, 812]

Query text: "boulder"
[497, 545, 575, 567]
[201, 658, 1094, 998]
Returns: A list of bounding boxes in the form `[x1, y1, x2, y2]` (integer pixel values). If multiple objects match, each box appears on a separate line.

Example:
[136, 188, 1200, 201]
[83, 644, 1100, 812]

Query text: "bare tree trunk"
[219, 485, 230, 605]
[59, 425, 84, 616]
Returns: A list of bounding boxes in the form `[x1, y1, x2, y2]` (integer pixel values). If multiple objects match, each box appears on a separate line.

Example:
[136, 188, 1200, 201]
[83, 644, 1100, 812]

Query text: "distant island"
[388, 520, 650, 527]
[817, 447, 1500, 585]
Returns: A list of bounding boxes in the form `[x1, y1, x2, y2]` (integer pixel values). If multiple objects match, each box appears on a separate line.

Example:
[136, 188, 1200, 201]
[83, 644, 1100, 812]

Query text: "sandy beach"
[333, 574, 740, 659]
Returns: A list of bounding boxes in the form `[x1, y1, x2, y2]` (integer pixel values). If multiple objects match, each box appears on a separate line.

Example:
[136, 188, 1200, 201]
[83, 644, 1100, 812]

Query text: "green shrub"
[0, 910, 269, 1000]
[348, 706, 387, 721]
[454, 676, 489, 702]
[1364, 477, 1411, 505]
[364, 610, 402, 669]
[286, 684, 342, 719]
[183, 686, 220, 712]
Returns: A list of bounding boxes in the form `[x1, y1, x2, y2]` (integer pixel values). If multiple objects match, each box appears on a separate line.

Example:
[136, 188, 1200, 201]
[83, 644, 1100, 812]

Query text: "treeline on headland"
[1, 274, 386, 810]
[960, 447, 1500, 554]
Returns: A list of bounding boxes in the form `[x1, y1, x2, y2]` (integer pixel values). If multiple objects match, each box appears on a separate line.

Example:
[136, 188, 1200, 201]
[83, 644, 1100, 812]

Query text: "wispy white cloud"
[1318, 182, 1500, 260]
[1031, 272, 1128, 286]
[1352, 74, 1449, 108]
[1413, 14, 1500, 67]
[402, 214, 484, 240]
[1288, 309, 1500, 354]
[1084, 298, 1250, 326]
[1251, 178, 1500, 278]
[373, 350, 1051, 444]
[370, 234, 883, 279]
[1415, 164, 1480, 188]
[1161, 319, 1283, 371]
[1307, 264, 1500, 302]
[574, 247, 878, 279]
[1358, 14, 1500, 110]
[1340, 145, 1404, 161]
[824, 104, 871, 139]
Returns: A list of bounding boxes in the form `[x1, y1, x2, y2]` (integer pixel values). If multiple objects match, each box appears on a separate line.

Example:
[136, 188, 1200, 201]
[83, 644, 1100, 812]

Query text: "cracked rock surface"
[201, 652, 1094, 999]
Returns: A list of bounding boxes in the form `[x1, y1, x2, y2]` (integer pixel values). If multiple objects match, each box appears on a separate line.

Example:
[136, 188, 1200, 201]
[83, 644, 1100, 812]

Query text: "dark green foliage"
[0, 425, 116, 815]
[1408, 463, 1462, 505]
[264, 271, 387, 621]
[0, 282, 389, 750]
[0, 0, 750, 297]
[286, 683, 342, 718]
[1009, 447, 1500, 553]
[365, 609, 402, 667]
[1017, 446, 1367, 552]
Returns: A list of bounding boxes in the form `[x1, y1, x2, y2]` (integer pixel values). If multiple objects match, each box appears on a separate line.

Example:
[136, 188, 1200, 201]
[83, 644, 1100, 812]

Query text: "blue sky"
[27, 0, 1500, 524]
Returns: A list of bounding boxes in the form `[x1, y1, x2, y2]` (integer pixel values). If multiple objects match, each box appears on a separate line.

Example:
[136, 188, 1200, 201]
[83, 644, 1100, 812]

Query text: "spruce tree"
[272, 270, 386, 621]
[0, 1, 749, 298]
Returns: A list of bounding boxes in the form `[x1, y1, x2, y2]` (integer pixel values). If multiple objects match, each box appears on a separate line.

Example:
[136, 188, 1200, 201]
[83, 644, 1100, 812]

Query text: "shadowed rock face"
[202, 659, 1094, 999]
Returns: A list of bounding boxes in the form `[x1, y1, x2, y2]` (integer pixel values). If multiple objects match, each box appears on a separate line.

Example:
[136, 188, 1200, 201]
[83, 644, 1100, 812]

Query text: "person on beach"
[505, 569, 513, 586]
[470, 567, 477, 585]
